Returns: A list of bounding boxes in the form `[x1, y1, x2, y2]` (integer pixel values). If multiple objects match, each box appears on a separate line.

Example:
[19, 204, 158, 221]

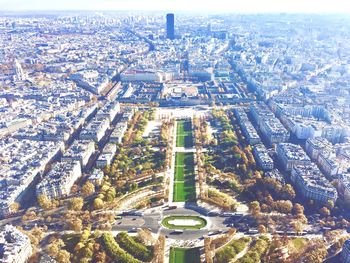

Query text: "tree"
[326, 200, 334, 210]
[105, 188, 116, 203]
[31, 226, 44, 242]
[293, 203, 304, 215]
[258, 225, 267, 233]
[95, 251, 106, 263]
[320, 207, 330, 217]
[295, 214, 308, 224]
[274, 200, 293, 214]
[302, 239, 327, 263]
[82, 182, 95, 197]
[249, 201, 261, 217]
[66, 218, 83, 232]
[37, 194, 52, 210]
[280, 184, 296, 200]
[47, 239, 65, 258]
[10, 202, 20, 212]
[55, 250, 71, 263]
[81, 246, 93, 259]
[68, 197, 84, 211]
[291, 220, 304, 235]
[93, 198, 104, 210]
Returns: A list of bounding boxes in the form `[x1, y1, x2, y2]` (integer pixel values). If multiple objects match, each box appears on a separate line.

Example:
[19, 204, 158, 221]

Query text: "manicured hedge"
[116, 232, 153, 262]
[102, 233, 142, 263]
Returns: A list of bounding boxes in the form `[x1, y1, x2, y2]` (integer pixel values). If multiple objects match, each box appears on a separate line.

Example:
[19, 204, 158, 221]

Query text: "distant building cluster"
[0, 139, 62, 217]
[276, 143, 337, 204]
[250, 102, 290, 146]
[234, 108, 261, 145]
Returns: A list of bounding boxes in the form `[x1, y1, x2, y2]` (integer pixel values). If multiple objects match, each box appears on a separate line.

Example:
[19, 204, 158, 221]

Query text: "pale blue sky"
[0, 0, 348, 13]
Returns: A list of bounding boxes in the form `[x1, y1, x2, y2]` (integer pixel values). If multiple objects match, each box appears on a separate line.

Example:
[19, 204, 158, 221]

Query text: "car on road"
[221, 212, 236, 217]
[247, 229, 259, 234]
[167, 205, 177, 210]
[121, 210, 142, 216]
[128, 228, 138, 233]
[170, 230, 183, 235]
[208, 230, 222, 236]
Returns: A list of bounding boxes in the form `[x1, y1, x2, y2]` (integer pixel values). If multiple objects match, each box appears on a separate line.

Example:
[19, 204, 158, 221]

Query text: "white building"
[277, 143, 311, 171]
[121, 69, 163, 82]
[253, 144, 274, 171]
[110, 122, 128, 144]
[61, 140, 95, 168]
[79, 118, 110, 142]
[96, 143, 117, 168]
[36, 161, 81, 199]
[96, 101, 120, 123]
[306, 137, 333, 161]
[291, 163, 337, 204]
[0, 225, 32, 263]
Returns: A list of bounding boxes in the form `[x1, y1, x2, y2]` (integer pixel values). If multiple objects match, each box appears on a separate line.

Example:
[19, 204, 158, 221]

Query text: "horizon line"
[0, 9, 350, 15]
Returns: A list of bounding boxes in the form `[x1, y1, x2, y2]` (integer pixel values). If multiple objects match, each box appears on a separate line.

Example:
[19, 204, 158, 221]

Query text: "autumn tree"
[10, 202, 20, 213]
[320, 207, 330, 217]
[274, 200, 293, 214]
[66, 218, 83, 232]
[249, 201, 261, 217]
[93, 198, 104, 210]
[291, 220, 304, 235]
[258, 224, 267, 233]
[68, 197, 84, 211]
[37, 194, 52, 210]
[56, 250, 71, 263]
[293, 203, 304, 216]
[280, 184, 296, 200]
[302, 239, 327, 263]
[82, 182, 95, 197]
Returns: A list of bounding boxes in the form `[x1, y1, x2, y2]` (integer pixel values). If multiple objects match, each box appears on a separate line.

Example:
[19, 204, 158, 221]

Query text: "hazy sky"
[0, 0, 349, 13]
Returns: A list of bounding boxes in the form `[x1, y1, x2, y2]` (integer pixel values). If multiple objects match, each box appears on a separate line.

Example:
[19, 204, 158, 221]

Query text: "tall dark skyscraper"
[166, 13, 175, 40]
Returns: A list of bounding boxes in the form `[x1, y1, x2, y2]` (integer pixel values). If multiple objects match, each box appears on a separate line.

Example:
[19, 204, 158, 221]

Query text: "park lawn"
[169, 247, 200, 263]
[176, 120, 193, 148]
[173, 181, 196, 202]
[173, 152, 196, 202]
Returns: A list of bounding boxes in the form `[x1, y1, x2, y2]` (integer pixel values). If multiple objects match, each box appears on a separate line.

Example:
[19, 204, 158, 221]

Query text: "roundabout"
[162, 215, 207, 230]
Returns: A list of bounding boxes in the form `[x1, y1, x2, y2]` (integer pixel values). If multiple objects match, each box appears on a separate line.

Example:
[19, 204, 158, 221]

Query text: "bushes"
[208, 188, 237, 210]
[215, 237, 251, 263]
[102, 233, 142, 263]
[116, 232, 153, 262]
[237, 236, 269, 263]
[215, 246, 237, 263]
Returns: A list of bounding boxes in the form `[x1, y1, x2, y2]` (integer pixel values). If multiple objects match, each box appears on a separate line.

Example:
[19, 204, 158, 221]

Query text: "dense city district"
[0, 12, 350, 263]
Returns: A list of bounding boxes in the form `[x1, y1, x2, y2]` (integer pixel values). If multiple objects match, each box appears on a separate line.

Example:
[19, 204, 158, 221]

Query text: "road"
[112, 206, 229, 240]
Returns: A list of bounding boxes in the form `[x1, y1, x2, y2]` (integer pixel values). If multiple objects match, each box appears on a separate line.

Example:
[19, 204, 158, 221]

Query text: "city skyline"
[0, 0, 349, 14]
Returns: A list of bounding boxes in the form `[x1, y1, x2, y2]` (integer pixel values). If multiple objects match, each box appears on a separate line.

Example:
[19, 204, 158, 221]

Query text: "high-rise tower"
[166, 13, 175, 40]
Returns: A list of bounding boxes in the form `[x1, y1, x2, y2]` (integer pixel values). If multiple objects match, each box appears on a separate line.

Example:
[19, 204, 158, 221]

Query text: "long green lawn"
[173, 152, 196, 202]
[176, 120, 193, 148]
[169, 247, 200, 263]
